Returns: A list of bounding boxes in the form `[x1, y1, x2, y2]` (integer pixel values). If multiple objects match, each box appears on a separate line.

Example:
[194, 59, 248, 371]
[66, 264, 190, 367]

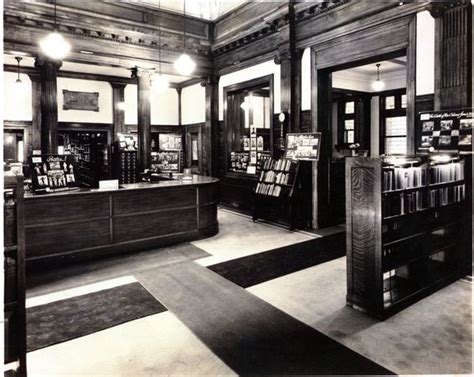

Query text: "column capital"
[34, 55, 62, 70]
[274, 48, 303, 65]
[200, 75, 220, 87]
[428, 1, 468, 18]
[131, 66, 153, 79]
[110, 81, 128, 90]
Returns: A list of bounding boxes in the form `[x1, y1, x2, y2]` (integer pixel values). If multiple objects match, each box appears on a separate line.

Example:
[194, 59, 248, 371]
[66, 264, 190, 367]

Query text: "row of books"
[429, 184, 465, 207]
[383, 165, 428, 191]
[429, 162, 464, 184]
[255, 183, 282, 197]
[260, 157, 294, 172]
[383, 161, 464, 191]
[383, 184, 465, 217]
[258, 170, 291, 185]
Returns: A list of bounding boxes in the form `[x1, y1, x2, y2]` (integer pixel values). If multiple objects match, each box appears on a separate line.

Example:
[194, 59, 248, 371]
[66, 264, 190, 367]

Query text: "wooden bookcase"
[252, 157, 300, 230]
[4, 174, 27, 376]
[346, 156, 467, 319]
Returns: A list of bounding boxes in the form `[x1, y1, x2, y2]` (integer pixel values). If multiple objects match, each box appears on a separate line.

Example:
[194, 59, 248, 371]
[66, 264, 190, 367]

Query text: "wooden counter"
[24, 176, 219, 268]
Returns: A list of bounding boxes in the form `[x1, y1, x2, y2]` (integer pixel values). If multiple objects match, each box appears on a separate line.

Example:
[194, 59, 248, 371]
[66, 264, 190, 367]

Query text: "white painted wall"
[3, 72, 32, 121]
[124, 84, 179, 125]
[124, 84, 138, 125]
[219, 60, 281, 120]
[57, 77, 113, 123]
[370, 96, 380, 156]
[301, 48, 311, 111]
[181, 83, 206, 125]
[150, 87, 179, 125]
[416, 11, 435, 95]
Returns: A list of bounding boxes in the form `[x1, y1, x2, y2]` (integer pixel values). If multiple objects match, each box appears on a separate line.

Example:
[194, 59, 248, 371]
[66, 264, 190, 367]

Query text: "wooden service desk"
[24, 176, 219, 268]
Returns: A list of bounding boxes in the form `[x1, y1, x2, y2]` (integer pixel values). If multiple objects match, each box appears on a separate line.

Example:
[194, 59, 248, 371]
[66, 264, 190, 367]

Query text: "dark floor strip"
[27, 282, 167, 352]
[208, 232, 346, 288]
[138, 261, 393, 375]
[27, 243, 210, 297]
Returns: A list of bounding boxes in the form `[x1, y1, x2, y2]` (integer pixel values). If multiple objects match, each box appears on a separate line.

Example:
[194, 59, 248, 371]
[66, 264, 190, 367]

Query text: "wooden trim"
[406, 15, 417, 155]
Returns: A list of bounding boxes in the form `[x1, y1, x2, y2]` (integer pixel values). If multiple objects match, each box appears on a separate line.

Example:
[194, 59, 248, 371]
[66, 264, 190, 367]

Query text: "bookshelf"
[252, 157, 300, 230]
[4, 174, 27, 376]
[346, 156, 467, 319]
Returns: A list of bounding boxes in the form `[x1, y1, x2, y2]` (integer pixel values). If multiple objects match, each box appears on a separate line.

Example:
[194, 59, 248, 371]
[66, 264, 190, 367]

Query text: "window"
[380, 90, 407, 155]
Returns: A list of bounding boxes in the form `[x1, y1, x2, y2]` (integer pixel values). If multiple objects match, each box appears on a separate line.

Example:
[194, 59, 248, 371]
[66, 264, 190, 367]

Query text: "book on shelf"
[429, 162, 464, 184]
[383, 164, 428, 192]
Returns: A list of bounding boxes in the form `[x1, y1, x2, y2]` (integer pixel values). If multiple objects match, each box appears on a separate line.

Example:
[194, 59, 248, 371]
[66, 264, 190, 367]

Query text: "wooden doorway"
[310, 16, 417, 228]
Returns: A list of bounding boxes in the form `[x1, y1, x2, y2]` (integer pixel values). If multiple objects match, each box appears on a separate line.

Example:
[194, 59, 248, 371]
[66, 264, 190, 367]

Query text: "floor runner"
[27, 282, 166, 352]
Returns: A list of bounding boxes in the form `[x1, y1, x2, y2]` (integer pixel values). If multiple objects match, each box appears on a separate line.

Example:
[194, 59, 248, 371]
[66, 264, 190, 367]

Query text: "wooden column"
[176, 87, 182, 126]
[27, 72, 42, 152]
[431, 2, 472, 109]
[34, 56, 61, 155]
[275, 3, 302, 133]
[131, 67, 152, 172]
[111, 82, 127, 139]
[202, 76, 220, 177]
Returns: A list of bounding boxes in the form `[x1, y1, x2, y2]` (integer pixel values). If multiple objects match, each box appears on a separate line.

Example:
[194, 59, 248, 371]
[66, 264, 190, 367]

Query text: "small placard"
[32, 150, 42, 155]
[246, 166, 257, 175]
[99, 179, 119, 191]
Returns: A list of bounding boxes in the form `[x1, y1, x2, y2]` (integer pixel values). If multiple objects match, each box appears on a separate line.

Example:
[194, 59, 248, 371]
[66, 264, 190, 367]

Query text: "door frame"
[310, 15, 417, 228]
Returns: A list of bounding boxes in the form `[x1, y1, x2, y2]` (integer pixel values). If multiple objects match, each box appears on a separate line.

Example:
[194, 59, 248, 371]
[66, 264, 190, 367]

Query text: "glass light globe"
[40, 32, 71, 60]
[152, 74, 170, 93]
[174, 53, 196, 76]
[12, 78, 27, 96]
[372, 79, 385, 92]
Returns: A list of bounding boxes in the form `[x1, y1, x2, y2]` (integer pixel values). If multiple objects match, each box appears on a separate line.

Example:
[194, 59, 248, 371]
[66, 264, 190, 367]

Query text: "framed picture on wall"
[63, 90, 99, 111]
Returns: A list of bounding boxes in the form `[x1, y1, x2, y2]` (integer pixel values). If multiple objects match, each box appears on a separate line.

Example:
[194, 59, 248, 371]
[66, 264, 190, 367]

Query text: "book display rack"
[29, 154, 78, 194]
[346, 156, 468, 319]
[252, 157, 300, 230]
[4, 174, 27, 376]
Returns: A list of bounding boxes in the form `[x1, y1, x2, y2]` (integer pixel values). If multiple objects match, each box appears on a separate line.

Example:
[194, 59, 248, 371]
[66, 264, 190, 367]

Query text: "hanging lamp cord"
[183, 1, 186, 53]
[158, 0, 162, 73]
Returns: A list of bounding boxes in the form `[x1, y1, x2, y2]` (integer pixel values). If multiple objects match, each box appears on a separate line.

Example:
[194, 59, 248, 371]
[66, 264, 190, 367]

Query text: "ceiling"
[117, 0, 246, 21]
[3, 54, 190, 83]
[347, 57, 407, 75]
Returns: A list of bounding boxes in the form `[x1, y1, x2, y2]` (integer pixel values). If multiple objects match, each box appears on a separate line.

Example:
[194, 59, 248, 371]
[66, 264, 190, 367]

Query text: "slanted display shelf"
[346, 155, 467, 319]
[252, 157, 300, 230]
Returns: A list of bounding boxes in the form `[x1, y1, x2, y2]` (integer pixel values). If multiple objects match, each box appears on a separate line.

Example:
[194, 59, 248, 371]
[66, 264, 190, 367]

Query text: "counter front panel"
[24, 177, 219, 267]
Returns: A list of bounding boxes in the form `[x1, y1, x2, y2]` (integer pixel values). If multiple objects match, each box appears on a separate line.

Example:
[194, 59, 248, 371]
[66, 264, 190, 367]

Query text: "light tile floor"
[193, 209, 316, 266]
[26, 209, 472, 376]
[248, 256, 473, 375]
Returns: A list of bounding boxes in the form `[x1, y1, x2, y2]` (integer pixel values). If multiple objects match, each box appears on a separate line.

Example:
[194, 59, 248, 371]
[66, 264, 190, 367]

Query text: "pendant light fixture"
[174, 0, 196, 76]
[39, 0, 71, 60]
[152, 0, 170, 93]
[13, 56, 26, 93]
[371, 63, 385, 91]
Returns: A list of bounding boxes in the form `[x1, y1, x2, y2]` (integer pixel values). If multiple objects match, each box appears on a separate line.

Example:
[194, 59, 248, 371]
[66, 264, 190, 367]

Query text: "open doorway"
[4, 129, 25, 164]
[323, 55, 408, 226]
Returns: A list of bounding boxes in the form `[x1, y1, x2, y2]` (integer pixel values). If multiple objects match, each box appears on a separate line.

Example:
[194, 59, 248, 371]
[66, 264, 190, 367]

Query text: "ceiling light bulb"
[40, 32, 71, 60]
[174, 53, 196, 76]
[152, 74, 170, 93]
[372, 79, 385, 91]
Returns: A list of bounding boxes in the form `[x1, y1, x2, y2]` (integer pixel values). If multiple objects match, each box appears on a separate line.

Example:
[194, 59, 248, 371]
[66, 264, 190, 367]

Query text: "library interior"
[2, 0, 473, 376]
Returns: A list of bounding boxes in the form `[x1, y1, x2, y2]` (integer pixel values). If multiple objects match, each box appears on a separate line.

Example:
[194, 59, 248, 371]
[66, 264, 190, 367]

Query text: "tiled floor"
[26, 209, 472, 376]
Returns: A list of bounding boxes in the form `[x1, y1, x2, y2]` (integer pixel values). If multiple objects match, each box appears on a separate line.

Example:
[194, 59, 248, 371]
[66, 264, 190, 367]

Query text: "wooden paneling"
[314, 17, 411, 70]
[24, 180, 218, 265]
[198, 184, 218, 205]
[199, 204, 218, 230]
[113, 188, 195, 215]
[26, 219, 111, 256]
[434, 4, 471, 109]
[345, 158, 382, 312]
[25, 194, 110, 226]
[114, 208, 196, 243]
